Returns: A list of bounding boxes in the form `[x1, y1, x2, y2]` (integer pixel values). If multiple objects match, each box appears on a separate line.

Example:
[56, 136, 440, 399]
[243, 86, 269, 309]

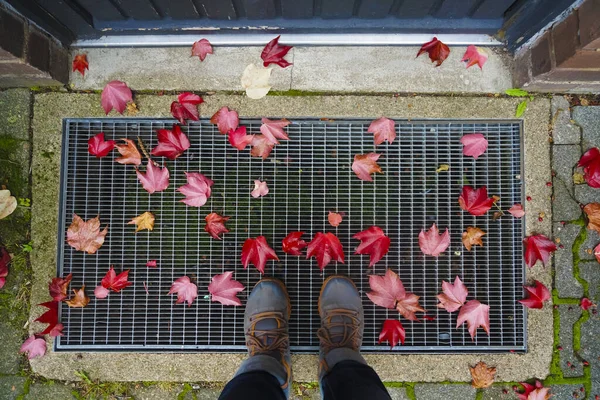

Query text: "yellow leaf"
[128, 211, 155, 232]
[573, 172, 585, 185]
[436, 164, 450, 173]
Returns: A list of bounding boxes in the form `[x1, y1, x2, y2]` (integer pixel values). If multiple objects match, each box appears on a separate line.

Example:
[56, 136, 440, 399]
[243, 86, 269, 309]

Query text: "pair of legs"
[219, 276, 392, 400]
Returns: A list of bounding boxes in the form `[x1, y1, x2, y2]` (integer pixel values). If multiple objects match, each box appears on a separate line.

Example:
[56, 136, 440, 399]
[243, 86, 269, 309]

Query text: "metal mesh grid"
[56, 118, 525, 353]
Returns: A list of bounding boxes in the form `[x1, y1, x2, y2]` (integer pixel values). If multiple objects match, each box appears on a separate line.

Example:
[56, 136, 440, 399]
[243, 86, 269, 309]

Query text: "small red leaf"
[0, 247, 9, 289]
[456, 299, 490, 340]
[581, 297, 595, 310]
[168, 276, 198, 307]
[595, 243, 600, 263]
[100, 266, 132, 293]
[328, 212, 343, 227]
[88, 133, 115, 158]
[250, 135, 275, 159]
[178, 172, 214, 207]
[516, 381, 550, 400]
[353, 226, 391, 267]
[282, 231, 307, 256]
[210, 107, 239, 134]
[261, 35, 293, 68]
[72, 54, 89, 76]
[368, 117, 396, 145]
[208, 271, 245, 306]
[419, 223, 450, 257]
[20, 335, 46, 360]
[136, 160, 170, 194]
[260, 118, 290, 145]
[508, 203, 525, 218]
[518, 280, 550, 309]
[151, 125, 191, 160]
[191, 38, 213, 61]
[378, 319, 405, 348]
[462, 45, 488, 69]
[94, 285, 109, 299]
[170, 92, 203, 125]
[578, 147, 600, 188]
[48, 273, 73, 302]
[437, 276, 468, 312]
[204, 213, 229, 240]
[460, 133, 488, 159]
[367, 269, 424, 321]
[352, 153, 383, 181]
[101, 80, 133, 115]
[458, 186, 495, 216]
[241, 236, 279, 274]
[523, 234, 557, 268]
[417, 37, 450, 67]
[146, 260, 157, 268]
[251, 180, 269, 198]
[306, 232, 345, 271]
[228, 126, 254, 150]
[115, 138, 142, 165]
[35, 301, 61, 336]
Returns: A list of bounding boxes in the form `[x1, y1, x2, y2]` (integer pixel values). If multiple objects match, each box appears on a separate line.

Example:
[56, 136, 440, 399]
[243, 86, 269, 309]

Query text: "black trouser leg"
[218, 371, 286, 400]
[321, 360, 392, 400]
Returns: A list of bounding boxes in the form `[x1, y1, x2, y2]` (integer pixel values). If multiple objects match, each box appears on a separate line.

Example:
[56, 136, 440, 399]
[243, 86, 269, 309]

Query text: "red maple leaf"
[282, 231, 307, 256]
[88, 133, 115, 158]
[151, 125, 191, 160]
[508, 203, 525, 218]
[458, 186, 495, 216]
[94, 285, 110, 299]
[146, 260, 157, 267]
[260, 118, 290, 145]
[205, 212, 229, 240]
[100, 266, 132, 293]
[518, 280, 550, 309]
[35, 301, 62, 336]
[515, 381, 550, 400]
[241, 236, 279, 273]
[115, 138, 142, 165]
[328, 212, 343, 227]
[417, 37, 450, 67]
[191, 38, 213, 61]
[580, 297, 595, 310]
[20, 335, 46, 360]
[352, 153, 383, 181]
[460, 133, 488, 159]
[367, 268, 424, 321]
[178, 172, 214, 207]
[101, 80, 133, 115]
[168, 276, 198, 307]
[419, 223, 450, 257]
[228, 126, 254, 150]
[48, 273, 72, 302]
[462, 45, 488, 69]
[306, 232, 345, 271]
[353, 226, 391, 267]
[578, 147, 600, 188]
[378, 319, 405, 348]
[595, 242, 600, 263]
[170, 92, 203, 125]
[261, 35, 293, 68]
[250, 135, 275, 159]
[136, 160, 170, 194]
[66, 214, 108, 254]
[208, 271, 245, 306]
[72, 54, 89, 76]
[523, 234, 557, 268]
[456, 299, 490, 340]
[437, 276, 468, 312]
[0, 247, 10, 289]
[210, 107, 239, 134]
[368, 117, 396, 145]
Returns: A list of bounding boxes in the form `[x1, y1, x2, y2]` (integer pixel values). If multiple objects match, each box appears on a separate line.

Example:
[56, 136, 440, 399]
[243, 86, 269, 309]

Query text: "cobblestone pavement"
[0, 90, 598, 399]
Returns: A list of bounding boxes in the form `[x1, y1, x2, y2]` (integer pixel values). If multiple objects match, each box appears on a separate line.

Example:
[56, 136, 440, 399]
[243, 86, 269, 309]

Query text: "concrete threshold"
[29, 93, 551, 383]
[70, 46, 513, 94]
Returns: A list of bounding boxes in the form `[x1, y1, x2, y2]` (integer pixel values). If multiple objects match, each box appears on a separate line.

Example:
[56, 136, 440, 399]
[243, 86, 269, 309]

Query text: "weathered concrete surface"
[29, 93, 552, 383]
[551, 97, 580, 145]
[573, 106, 600, 149]
[480, 385, 519, 399]
[0, 376, 27, 400]
[557, 304, 584, 377]
[71, 46, 513, 94]
[25, 382, 75, 399]
[553, 223, 584, 298]
[413, 383, 476, 399]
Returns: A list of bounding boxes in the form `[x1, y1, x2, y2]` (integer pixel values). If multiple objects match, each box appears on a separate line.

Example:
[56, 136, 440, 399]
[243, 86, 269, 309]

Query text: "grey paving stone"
[551, 97, 581, 144]
[0, 376, 27, 400]
[553, 183, 583, 221]
[549, 384, 586, 399]
[573, 106, 600, 149]
[574, 184, 600, 204]
[387, 387, 410, 400]
[25, 382, 75, 399]
[131, 384, 182, 399]
[579, 228, 600, 261]
[0, 89, 31, 140]
[580, 304, 600, 399]
[553, 223, 584, 298]
[0, 321, 23, 375]
[579, 261, 600, 299]
[558, 304, 584, 377]
[552, 145, 581, 193]
[480, 385, 519, 400]
[414, 383, 476, 400]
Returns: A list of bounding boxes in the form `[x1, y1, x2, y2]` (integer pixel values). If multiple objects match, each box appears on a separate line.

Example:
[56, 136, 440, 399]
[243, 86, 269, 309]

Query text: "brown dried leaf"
[65, 286, 90, 308]
[462, 227, 486, 251]
[470, 361, 496, 388]
[128, 212, 155, 232]
[66, 214, 108, 254]
[583, 203, 600, 233]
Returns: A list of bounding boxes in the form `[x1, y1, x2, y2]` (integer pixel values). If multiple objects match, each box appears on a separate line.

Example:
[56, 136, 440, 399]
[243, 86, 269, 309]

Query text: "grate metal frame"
[56, 118, 526, 353]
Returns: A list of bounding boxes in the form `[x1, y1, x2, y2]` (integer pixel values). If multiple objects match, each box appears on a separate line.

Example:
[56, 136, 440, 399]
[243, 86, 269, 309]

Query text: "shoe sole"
[253, 277, 292, 319]
[317, 275, 359, 316]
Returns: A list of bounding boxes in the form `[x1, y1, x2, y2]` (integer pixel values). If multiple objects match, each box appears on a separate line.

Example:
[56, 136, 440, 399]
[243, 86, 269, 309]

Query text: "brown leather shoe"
[317, 275, 364, 378]
[244, 278, 292, 390]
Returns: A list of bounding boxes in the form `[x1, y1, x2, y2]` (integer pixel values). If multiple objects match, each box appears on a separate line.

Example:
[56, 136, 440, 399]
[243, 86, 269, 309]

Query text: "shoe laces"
[246, 311, 289, 358]
[317, 309, 361, 354]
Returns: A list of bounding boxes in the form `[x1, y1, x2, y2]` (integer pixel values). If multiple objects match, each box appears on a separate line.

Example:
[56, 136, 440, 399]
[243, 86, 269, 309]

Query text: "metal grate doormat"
[56, 118, 525, 353]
